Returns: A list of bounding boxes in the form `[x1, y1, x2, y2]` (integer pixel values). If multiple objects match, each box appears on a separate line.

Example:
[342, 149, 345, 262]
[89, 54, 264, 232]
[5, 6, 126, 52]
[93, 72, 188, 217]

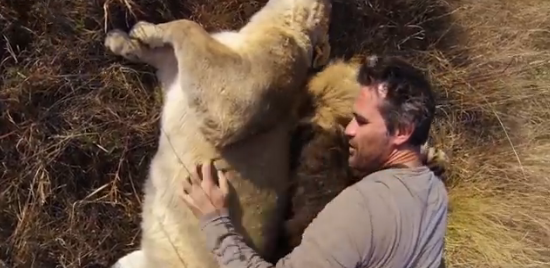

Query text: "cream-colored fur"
[104, 0, 332, 268]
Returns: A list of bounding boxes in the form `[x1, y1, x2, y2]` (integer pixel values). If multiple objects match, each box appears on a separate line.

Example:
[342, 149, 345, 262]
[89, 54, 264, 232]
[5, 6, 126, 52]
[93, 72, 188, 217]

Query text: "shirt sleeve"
[199, 185, 373, 268]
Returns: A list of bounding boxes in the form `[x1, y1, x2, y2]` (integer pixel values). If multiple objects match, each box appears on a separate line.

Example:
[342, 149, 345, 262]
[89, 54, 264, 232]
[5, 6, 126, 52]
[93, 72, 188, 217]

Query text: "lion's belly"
[218, 121, 292, 257]
[140, 169, 219, 268]
[139, 87, 292, 266]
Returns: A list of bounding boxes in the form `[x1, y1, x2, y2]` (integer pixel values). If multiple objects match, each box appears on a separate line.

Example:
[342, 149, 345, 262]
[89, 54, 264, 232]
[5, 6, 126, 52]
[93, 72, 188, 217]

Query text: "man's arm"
[199, 185, 373, 268]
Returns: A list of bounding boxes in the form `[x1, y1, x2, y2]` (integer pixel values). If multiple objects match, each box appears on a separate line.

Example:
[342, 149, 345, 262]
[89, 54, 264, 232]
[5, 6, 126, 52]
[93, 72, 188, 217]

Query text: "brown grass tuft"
[1, 0, 549, 267]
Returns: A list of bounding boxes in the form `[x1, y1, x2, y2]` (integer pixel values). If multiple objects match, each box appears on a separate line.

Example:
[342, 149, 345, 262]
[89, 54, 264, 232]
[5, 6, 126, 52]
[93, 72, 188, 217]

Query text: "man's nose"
[344, 119, 357, 137]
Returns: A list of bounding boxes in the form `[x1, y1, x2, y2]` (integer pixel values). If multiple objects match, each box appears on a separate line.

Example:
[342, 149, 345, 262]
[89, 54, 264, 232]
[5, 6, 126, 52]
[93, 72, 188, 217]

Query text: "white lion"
[104, 0, 332, 267]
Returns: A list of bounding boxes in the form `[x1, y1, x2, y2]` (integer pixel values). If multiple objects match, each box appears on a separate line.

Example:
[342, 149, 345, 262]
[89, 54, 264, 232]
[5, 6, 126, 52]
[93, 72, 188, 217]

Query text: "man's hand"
[181, 160, 230, 218]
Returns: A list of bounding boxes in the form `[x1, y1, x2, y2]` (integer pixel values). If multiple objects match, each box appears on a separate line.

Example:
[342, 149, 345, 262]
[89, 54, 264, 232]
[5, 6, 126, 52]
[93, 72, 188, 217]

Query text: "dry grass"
[1, 0, 549, 267]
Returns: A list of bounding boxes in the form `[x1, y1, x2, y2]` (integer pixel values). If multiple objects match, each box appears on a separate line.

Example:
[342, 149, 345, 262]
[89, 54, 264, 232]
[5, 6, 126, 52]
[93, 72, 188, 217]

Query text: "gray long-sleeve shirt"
[199, 165, 448, 268]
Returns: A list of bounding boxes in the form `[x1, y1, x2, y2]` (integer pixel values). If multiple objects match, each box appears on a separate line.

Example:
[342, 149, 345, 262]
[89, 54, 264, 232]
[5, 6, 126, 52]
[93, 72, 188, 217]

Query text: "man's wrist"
[199, 208, 231, 230]
[199, 208, 239, 254]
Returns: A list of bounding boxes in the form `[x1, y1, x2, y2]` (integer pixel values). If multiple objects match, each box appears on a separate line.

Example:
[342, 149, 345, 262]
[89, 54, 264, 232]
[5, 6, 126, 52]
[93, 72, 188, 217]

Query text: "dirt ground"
[1, 0, 550, 267]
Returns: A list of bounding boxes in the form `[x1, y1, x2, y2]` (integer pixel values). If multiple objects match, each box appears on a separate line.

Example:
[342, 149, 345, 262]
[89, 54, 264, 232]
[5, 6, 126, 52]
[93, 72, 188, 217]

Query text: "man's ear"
[391, 123, 414, 146]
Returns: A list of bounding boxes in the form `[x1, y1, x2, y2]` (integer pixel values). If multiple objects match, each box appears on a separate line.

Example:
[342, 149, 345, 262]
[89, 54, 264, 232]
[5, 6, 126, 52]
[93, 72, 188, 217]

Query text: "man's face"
[344, 84, 394, 173]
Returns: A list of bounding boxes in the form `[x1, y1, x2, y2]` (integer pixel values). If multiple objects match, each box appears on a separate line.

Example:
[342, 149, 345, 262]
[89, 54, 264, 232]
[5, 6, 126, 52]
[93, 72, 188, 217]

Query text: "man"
[181, 55, 448, 268]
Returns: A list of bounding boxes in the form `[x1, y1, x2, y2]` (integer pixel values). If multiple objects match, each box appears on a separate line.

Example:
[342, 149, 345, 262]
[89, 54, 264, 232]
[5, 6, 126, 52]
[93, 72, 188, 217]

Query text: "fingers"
[218, 170, 230, 195]
[201, 160, 215, 190]
[180, 192, 202, 218]
[182, 159, 227, 195]
[189, 164, 203, 186]
[181, 191, 195, 205]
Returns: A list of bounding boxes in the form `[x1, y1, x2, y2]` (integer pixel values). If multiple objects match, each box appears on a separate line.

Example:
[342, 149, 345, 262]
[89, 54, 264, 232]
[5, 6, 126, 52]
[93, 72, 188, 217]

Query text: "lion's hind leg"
[111, 250, 146, 268]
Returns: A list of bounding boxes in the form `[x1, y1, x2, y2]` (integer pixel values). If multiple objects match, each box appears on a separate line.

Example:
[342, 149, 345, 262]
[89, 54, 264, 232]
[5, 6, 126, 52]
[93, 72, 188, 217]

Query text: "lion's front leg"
[104, 29, 175, 71]
[127, 19, 241, 68]
[127, 19, 270, 148]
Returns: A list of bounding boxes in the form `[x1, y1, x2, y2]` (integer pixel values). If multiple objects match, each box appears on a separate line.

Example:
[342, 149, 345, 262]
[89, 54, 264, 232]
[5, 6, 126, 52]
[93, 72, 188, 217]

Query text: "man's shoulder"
[347, 166, 448, 268]
[348, 165, 448, 231]
[360, 165, 438, 184]
[323, 165, 445, 215]
[352, 165, 445, 199]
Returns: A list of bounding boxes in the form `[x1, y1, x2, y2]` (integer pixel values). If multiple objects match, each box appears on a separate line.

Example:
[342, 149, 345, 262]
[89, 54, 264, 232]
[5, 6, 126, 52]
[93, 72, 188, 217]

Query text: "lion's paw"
[104, 29, 144, 62]
[129, 21, 165, 49]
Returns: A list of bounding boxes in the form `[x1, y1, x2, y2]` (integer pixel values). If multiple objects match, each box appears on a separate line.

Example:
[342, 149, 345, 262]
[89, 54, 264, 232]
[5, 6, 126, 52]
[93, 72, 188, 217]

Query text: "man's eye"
[353, 113, 368, 125]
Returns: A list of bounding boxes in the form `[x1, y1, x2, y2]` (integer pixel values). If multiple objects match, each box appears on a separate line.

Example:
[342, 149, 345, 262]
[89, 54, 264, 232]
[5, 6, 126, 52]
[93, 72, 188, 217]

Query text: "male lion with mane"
[104, 0, 332, 267]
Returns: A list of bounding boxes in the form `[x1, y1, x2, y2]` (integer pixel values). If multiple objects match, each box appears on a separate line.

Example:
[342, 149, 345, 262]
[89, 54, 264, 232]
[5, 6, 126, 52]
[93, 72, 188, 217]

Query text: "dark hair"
[356, 55, 436, 146]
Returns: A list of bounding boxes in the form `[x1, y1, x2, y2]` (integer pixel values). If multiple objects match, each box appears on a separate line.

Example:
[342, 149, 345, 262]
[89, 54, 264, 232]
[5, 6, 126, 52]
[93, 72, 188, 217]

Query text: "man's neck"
[382, 147, 422, 169]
